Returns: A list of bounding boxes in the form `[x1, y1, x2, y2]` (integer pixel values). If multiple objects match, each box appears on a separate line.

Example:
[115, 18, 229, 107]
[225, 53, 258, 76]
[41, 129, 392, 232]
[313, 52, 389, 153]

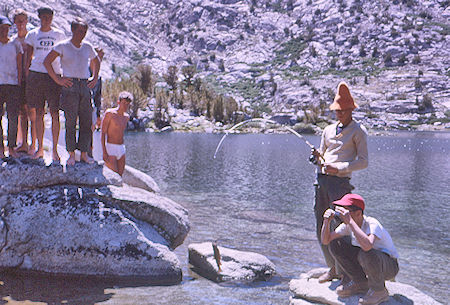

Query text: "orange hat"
[330, 82, 358, 110]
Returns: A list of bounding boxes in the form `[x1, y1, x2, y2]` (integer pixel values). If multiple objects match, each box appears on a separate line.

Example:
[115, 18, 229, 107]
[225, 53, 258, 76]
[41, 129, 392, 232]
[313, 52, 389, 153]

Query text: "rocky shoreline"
[130, 106, 450, 135]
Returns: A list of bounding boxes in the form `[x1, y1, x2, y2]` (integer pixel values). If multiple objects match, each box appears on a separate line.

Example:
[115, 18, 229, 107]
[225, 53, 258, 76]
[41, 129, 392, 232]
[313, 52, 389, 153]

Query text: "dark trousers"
[329, 238, 399, 291]
[0, 85, 20, 148]
[314, 173, 354, 269]
[60, 79, 92, 152]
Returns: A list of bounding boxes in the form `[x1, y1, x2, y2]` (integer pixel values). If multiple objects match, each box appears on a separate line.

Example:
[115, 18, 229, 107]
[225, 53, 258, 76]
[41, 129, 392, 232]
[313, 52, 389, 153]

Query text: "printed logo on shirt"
[36, 36, 57, 51]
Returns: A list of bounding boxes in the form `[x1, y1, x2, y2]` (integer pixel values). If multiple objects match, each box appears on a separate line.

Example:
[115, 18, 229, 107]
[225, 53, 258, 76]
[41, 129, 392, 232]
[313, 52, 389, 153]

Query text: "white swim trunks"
[106, 143, 126, 159]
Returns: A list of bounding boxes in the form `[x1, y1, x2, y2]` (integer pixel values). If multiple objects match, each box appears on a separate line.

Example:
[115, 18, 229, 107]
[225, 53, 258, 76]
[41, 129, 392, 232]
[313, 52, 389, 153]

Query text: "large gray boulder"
[188, 242, 276, 282]
[0, 158, 189, 282]
[289, 268, 442, 305]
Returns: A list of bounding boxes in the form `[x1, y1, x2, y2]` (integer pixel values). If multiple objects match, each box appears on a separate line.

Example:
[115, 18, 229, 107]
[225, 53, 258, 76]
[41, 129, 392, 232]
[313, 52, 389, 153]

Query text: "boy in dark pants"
[321, 194, 399, 305]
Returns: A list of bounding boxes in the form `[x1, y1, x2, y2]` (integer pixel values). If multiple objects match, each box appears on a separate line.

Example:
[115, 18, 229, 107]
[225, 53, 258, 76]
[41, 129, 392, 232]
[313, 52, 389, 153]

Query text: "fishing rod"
[213, 118, 325, 165]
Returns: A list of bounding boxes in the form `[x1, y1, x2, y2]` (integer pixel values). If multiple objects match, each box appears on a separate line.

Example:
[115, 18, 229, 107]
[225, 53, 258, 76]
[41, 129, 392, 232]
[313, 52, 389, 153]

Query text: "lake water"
[1, 131, 448, 304]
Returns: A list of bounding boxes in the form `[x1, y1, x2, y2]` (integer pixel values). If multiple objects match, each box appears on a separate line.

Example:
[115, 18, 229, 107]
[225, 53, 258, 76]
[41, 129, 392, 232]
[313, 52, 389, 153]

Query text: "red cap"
[333, 193, 365, 211]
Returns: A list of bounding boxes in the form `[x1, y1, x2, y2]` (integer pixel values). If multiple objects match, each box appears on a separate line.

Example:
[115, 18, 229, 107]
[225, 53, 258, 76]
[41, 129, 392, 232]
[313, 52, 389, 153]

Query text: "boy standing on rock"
[44, 17, 100, 166]
[310, 81, 368, 283]
[25, 7, 65, 161]
[321, 194, 399, 305]
[0, 16, 23, 158]
[13, 9, 36, 154]
[101, 91, 132, 176]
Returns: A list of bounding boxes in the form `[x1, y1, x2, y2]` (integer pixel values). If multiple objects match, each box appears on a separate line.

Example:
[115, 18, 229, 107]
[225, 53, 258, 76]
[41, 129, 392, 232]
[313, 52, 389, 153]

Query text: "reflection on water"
[2, 131, 448, 304]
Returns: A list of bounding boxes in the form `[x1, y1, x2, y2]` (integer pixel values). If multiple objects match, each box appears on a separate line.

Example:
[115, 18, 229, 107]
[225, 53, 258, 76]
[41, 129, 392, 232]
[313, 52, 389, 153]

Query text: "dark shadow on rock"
[0, 269, 180, 305]
[392, 294, 414, 305]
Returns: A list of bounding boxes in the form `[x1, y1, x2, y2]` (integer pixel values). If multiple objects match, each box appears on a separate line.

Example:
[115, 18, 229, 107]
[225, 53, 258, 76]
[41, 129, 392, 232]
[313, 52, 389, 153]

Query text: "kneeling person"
[321, 194, 399, 305]
[101, 91, 132, 176]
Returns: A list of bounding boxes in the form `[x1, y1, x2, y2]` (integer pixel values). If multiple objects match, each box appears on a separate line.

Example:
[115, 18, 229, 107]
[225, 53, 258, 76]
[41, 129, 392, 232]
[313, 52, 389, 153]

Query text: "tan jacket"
[318, 120, 368, 178]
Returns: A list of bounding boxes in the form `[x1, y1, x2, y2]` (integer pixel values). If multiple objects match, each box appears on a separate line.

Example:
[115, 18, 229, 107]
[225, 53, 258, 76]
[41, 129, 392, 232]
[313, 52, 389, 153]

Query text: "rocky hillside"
[5, 0, 450, 130]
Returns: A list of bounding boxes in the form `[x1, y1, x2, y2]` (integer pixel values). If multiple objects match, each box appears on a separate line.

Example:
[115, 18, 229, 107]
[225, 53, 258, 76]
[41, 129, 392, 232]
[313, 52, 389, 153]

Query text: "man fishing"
[310, 81, 368, 283]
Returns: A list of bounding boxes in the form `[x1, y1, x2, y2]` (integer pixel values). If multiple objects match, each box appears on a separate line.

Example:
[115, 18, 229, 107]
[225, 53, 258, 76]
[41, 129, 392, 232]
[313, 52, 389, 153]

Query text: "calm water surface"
[2, 132, 448, 304]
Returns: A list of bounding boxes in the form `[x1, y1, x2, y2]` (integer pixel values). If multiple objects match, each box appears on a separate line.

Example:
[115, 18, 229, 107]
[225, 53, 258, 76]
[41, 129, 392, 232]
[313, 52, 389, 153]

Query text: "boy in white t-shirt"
[44, 17, 100, 166]
[13, 9, 36, 155]
[321, 194, 399, 305]
[0, 16, 23, 158]
[25, 7, 65, 162]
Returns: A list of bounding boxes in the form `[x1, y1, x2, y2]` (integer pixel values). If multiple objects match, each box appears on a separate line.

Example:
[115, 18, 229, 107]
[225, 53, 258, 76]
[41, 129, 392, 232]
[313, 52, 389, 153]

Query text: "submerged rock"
[0, 157, 189, 282]
[188, 242, 276, 282]
[289, 268, 442, 305]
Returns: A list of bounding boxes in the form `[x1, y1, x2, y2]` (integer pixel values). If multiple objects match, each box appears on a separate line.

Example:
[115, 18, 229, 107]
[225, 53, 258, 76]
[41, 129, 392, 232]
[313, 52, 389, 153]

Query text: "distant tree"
[135, 64, 156, 97]
[213, 96, 224, 122]
[372, 46, 379, 58]
[412, 55, 421, 64]
[219, 59, 225, 72]
[383, 53, 392, 65]
[422, 94, 433, 109]
[163, 65, 178, 91]
[359, 45, 366, 57]
[309, 45, 317, 57]
[330, 57, 338, 68]
[182, 65, 197, 89]
[414, 78, 422, 91]
[398, 54, 407, 65]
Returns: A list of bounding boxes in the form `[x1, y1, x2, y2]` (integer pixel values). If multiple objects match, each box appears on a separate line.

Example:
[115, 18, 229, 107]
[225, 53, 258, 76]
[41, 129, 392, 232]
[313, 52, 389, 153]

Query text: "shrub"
[422, 94, 432, 108]
[398, 54, 407, 65]
[163, 65, 178, 91]
[412, 55, 421, 64]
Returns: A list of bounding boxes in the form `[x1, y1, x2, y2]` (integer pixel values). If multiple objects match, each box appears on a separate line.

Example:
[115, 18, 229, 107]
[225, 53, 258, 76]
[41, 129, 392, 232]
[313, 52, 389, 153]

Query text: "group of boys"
[311, 82, 399, 305]
[0, 7, 132, 176]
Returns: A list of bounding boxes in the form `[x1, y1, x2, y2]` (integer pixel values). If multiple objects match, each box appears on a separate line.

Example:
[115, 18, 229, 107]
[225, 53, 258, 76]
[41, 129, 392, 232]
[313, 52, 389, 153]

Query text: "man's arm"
[321, 209, 343, 245]
[43, 50, 72, 87]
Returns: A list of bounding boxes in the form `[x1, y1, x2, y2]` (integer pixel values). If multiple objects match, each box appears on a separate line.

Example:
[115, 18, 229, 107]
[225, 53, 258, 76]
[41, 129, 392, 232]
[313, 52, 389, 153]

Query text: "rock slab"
[188, 242, 276, 282]
[289, 269, 442, 305]
[0, 157, 190, 282]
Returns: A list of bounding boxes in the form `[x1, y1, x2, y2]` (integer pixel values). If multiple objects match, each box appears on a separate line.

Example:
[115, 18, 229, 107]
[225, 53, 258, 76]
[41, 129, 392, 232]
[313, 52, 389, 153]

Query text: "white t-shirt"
[335, 215, 399, 258]
[53, 39, 97, 79]
[25, 28, 65, 74]
[0, 39, 23, 85]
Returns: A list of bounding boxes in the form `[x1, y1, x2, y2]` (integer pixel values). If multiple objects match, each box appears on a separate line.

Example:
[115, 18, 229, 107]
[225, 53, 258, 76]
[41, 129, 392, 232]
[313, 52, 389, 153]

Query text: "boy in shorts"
[0, 16, 23, 158]
[101, 91, 132, 176]
[25, 7, 65, 161]
[13, 9, 36, 154]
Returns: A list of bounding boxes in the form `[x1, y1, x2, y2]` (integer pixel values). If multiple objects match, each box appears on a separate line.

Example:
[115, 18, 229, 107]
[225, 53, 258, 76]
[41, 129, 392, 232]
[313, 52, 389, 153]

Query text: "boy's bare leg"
[67, 151, 76, 166]
[104, 156, 119, 174]
[0, 120, 4, 158]
[16, 107, 29, 152]
[80, 151, 94, 164]
[31, 108, 44, 159]
[117, 155, 126, 176]
[51, 110, 60, 162]
[8, 147, 18, 158]
[28, 108, 37, 154]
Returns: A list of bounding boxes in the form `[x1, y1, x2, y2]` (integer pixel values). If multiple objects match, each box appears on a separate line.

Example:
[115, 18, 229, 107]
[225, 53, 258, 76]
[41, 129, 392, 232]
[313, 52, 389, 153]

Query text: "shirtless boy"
[101, 91, 132, 176]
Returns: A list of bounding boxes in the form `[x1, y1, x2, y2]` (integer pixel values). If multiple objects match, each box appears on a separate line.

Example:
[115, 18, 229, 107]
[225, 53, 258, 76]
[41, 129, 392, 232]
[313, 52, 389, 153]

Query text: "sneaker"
[358, 288, 389, 305]
[318, 268, 340, 283]
[337, 280, 369, 297]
